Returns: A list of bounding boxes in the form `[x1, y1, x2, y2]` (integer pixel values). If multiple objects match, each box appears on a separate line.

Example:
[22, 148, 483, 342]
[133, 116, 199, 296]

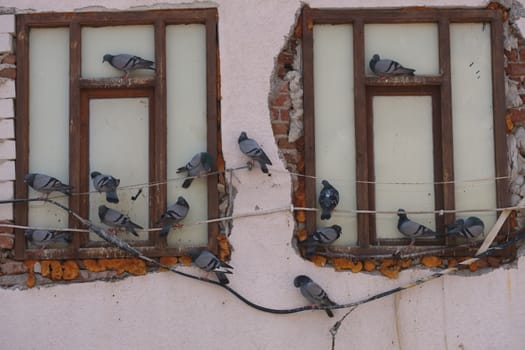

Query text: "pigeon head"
[372, 54, 380, 61]
[102, 54, 113, 63]
[98, 205, 109, 220]
[176, 196, 189, 208]
[23, 173, 36, 186]
[238, 131, 248, 143]
[24, 230, 34, 241]
[397, 208, 408, 218]
[90, 171, 101, 179]
[293, 275, 312, 288]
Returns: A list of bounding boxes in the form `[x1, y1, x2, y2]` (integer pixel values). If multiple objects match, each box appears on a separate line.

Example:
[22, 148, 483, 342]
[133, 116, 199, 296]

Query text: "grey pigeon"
[293, 275, 337, 318]
[157, 196, 190, 236]
[176, 152, 214, 189]
[25, 229, 71, 248]
[446, 216, 484, 240]
[98, 205, 143, 237]
[190, 250, 233, 285]
[319, 180, 339, 220]
[238, 131, 272, 175]
[91, 171, 120, 203]
[369, 54, 415, 76]
[102, 53, 155, 79]
[24, 173, 73, 198]
[299, 225, 342, 258]
[397, 208, 437, 245]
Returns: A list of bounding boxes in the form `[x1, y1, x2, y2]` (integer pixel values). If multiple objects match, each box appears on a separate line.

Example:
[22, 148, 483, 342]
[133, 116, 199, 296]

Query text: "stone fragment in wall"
[285, 70, 303, 143]
[504, 22, 518, 52]
[508, 133, 519, 179]
[508, 0, 525, 23]
[506, 77, 523, 108]
[510, 175, 523, 194]
[511, 193, 522, 206]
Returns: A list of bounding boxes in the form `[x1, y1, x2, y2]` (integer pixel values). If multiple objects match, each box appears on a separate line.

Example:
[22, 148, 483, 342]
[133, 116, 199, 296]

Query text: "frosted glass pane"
[365, 24, 439, 76]
[451, 23, 497, 231]
[374, 96, 435, 239]
[89, 98, 149, 241]
[28, 28, 70, 228]
[313, 25, 357, 245]
[166, 24, 208, 246]
[82, 26, 155, 78]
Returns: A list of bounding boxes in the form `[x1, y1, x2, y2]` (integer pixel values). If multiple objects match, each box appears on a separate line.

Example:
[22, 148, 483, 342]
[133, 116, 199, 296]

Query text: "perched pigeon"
[98, 205, 143, 237]
[397, 208, 437, 245]
[318, 180, 339, 220]
[157, 196, 190, 236]
[190, 250, 233, 285]
[102, 53, 155, 79]
[91, 171, 120, 204]
[293, 275, 337, 318]
[299, 225, 342, 258]
[24, 173, 73, 198]
[369, 54, 415, 76]
[25, 229, 71, 248]
[238, 131, 272, 175]
[176, 152, 214, 189]
[446, 216, 484, 240]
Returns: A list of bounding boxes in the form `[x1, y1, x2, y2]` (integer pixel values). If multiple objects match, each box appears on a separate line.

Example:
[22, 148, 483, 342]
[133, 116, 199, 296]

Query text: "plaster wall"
[1, 1, 524, 349]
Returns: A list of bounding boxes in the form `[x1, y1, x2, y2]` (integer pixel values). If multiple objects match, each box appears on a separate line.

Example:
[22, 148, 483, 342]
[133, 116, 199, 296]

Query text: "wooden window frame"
[302, 7, 510, 257]
[14, 9, 220, 260]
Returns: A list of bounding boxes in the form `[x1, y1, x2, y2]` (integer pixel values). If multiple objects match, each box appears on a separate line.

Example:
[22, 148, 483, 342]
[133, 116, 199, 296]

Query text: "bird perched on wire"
[397, 208, 437, 245]
[445, 216, 484, 240]
[91, 171, 120, 204]
[294, 275, 337, 318]
[319, 180, 339, 220]
[190, 250, 233, 285]
[25, 229, 71, 249]
[238, 131, 273, 175]
[102, 53, 155, 79]
[298, 225, 342, 258]
[157, 196, 190, 236]
[369, 54, 415, 77]
[24, 173, 73, 198]
[98, 205, 143, 237]
[176, 152, 214, 189]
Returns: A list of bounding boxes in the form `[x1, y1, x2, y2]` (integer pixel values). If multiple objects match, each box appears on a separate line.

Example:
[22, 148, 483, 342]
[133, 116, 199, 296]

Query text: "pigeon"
[446, 216, 484, 240]
[98, 205, 143, 237]
[25, 229, 71, 248]
[397, 208, 437, 245]
[91, 171, 120, 204]
[318, 180, 339, 220]
[293, 275, 337, 318]
[369, 54, 415, 76]
[176, 152, 214, 189]
[299, 225, 342, 258]
[157, 196, 190, 236]
[24, 173, 73, 198]
[238, 131, 272, 175]
[102, 53, 155, 79]
[190, 250, 233, 285]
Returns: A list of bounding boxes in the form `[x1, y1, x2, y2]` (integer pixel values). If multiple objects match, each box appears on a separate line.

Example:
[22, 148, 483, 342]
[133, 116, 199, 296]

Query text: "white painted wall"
[1, 1, 525, 349]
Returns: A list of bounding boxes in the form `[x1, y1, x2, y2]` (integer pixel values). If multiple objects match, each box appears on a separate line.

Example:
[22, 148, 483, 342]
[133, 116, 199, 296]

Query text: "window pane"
[28, 28, 70, 229]
[313, 24, 357, 245]
[373, 96, 435, 239]
[89, 98, 149, 241]
[81, 26, 155, 79]
[166, 24, 208, 247]
[365, 23, 439, 76]
[451, 23, 497, 230]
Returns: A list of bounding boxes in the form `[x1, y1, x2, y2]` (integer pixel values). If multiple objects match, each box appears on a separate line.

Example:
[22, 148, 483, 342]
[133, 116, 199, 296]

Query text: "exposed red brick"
[277, 137, 296, 149]
[0, 261, 28, 275]
[279, 108, 289, 122]
[0, 67, 15, 80]
[278, 52, 294, 65]
[280, 82, 289, 94]
[271, 108, 280, 121]
[507, 63, 525, 76]
[507, 49, 518, 62]
[272, 122, 289, 135]
[509, 108, 525, 122]
[272, 93, 290, 108]
[0, 236, 14, 249]
[519, 49, 525, 62]
[283, 151, 300, 164]
[277, 66, 286, 79]
[1, 54, 15, 64]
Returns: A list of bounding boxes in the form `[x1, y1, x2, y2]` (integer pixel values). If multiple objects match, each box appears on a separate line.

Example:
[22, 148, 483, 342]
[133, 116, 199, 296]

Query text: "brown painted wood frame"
[302, 6, 509, 257]
[14, 9, 220, 260]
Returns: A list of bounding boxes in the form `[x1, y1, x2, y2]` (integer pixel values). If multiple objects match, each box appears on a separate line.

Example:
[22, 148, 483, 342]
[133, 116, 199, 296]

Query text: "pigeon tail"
[216, 271, 230, 285]
[325, 308, 334, 318]
[320, 209, 331, 220]
[159, 224, 171, 237]
[106, 191, 119, 204]
[182, 178, 194, 189]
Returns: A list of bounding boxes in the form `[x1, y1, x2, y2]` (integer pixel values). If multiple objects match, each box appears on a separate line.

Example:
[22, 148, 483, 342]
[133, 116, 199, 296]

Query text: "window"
[14, 9, 221, 260]
[301, 7, 510, 257]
